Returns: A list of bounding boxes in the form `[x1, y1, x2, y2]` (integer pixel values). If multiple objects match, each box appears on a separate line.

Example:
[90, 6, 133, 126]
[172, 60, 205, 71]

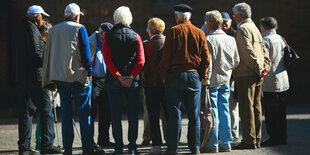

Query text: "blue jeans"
[165, 71, 201, 152]
[206, 83, 232, 149]
[56, 81, 93, 150]
[106, 79, 140, 153]
[18, 85, 55, 150]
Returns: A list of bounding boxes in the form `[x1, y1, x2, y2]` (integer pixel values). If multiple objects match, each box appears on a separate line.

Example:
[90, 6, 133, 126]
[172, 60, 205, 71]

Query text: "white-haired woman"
[102, 6, 145, 155]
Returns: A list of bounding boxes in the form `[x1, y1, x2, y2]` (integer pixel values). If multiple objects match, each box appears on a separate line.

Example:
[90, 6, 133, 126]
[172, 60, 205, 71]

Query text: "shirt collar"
[237, 19, 245, 28]
[208, 29, 226, 35]
[149, 34, 165, 40]
[262, 29, 277, 37]
[178, 20, 191, 25]
[65, 18, 77, 23]
[237, 18, 252, 28]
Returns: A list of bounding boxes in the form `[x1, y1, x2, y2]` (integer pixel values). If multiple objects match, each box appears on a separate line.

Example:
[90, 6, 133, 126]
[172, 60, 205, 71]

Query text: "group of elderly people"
[19, 1, 289, 155]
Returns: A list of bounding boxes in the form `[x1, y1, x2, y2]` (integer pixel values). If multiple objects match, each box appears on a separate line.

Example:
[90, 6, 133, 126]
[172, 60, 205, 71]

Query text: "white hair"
[113, 6, 132, 27]
[64, 13, 77, 19]
[174, 11, 191, 20]
[232, 2, 252, 18]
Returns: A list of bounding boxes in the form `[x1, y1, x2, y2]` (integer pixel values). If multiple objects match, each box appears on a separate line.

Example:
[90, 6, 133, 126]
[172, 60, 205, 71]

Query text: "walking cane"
[51, 91, 61, 148]
[72, 119, 81, 140]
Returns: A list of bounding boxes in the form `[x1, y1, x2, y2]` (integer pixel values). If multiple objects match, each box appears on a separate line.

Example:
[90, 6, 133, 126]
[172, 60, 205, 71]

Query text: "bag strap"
[279, 35, 288, 46]
[205, 88, 212, 108]
[201, 86, 212, 109]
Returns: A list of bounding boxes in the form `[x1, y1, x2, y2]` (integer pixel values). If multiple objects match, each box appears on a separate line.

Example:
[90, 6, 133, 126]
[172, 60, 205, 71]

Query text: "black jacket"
[23, 18, 45, 86]
[105, 24, 139, 81]
[224, 26, 236, 37]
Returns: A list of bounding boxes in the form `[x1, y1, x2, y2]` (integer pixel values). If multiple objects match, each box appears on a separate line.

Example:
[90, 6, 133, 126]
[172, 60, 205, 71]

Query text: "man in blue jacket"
[42, 3, 104, 155]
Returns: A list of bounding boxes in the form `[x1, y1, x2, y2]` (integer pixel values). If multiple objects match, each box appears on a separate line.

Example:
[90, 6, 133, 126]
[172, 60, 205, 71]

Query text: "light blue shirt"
[237, 19, 246, 28]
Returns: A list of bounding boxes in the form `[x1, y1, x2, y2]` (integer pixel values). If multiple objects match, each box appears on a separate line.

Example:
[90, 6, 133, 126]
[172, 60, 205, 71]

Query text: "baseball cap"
[221, 12, 232, 21]
[64, 3, 84, 17]
[27, 5, 50, 17]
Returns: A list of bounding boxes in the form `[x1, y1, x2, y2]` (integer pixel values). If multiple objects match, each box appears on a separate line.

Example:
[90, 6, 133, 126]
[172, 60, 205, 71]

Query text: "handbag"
[280, 35, 299, 69]
[200, 86, 215, 149]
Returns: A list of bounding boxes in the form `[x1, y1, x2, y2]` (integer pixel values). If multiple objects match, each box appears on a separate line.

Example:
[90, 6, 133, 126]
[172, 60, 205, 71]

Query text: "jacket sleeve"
[235, 27, 261, 75]
[88, 32, 97, 61]
[160, 28, 176, 81]
[78, 26, 92, 76]
[102, 36, 121, 78]
[199, 33, 210, 82]
[42, 29, 56, 91]
[262, 40, 271, 71]
[130, 34, 145, 77]
[26, 24, 44, 68]
[232, 39, 240, 69]
[202, 40, 212, 85]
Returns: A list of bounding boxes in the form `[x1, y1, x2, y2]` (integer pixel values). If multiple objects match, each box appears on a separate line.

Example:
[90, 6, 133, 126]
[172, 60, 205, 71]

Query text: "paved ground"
[1, 103, 310, 155]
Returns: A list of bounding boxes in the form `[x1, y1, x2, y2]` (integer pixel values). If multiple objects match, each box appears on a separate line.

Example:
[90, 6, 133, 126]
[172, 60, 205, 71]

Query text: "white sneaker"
[150, 146, 162, 154]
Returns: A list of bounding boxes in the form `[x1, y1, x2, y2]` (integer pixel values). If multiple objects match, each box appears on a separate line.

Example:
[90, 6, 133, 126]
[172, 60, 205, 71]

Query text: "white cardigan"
[262, 29, 289, 92]
[204, 30, 240, 87]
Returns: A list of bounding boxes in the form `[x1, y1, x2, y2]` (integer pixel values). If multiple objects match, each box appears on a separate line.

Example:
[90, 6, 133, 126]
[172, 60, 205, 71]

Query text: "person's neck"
[177, 19, 190, 24]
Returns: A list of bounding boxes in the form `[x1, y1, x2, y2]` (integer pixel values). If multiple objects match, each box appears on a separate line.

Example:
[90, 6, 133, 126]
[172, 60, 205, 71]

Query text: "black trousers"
[91, 77, 111, 144]
[144, 87, 169, 146]
[262, 92, 287, 143]
[18, 85, 55, 150]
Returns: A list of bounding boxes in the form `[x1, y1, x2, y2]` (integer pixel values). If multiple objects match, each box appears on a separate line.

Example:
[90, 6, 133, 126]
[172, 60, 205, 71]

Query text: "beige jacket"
[233, 18, 271, 78]
[42, 21, 90, 90]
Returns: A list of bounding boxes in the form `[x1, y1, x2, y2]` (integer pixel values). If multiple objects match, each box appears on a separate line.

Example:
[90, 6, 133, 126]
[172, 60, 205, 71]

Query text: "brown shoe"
[191, 150, 200, 154]
[233, 142, 256, 150]
[63, 148, 72, 155]
[164, 150, 178, 155]
[219, 147, 231, 152]
[200, 147, 218, 153]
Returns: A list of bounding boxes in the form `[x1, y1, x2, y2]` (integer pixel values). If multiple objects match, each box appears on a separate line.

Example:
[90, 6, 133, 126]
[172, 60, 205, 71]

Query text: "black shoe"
[41, 146, 64, 154]
[19, 147, 39, 155]
[262, 138, 286, 147]
[99, 141, 115, 147]
[141, 140, 151, 146]
[83, 145, 105, 155]
[233, 142, 256, 150]
[63, 148, 72, 155]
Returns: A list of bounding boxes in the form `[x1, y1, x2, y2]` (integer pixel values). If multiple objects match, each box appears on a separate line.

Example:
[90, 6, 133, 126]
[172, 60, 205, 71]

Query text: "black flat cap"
[100, 22, 113, 32]
[173, 4, 192, 12]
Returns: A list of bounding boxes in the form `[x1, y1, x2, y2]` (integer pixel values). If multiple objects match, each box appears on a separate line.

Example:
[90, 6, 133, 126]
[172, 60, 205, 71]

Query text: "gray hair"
[27, 13, 40, 20]
[204, 10, 223, 30]
[174, 11, 191, 20]
[259, 17, 278, 30]
[64, 13, 77, 19]
[113, 6, 132, 27]
[232, 2, 252, 18]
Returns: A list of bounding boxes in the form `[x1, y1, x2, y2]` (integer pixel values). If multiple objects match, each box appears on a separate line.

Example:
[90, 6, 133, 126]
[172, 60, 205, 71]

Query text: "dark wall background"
[0, 0, 309, 117]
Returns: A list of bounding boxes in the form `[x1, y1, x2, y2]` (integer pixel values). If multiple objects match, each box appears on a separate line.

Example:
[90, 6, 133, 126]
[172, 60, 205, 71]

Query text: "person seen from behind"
[259, 17, 289, 147]
[201, 10, 239, 153]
